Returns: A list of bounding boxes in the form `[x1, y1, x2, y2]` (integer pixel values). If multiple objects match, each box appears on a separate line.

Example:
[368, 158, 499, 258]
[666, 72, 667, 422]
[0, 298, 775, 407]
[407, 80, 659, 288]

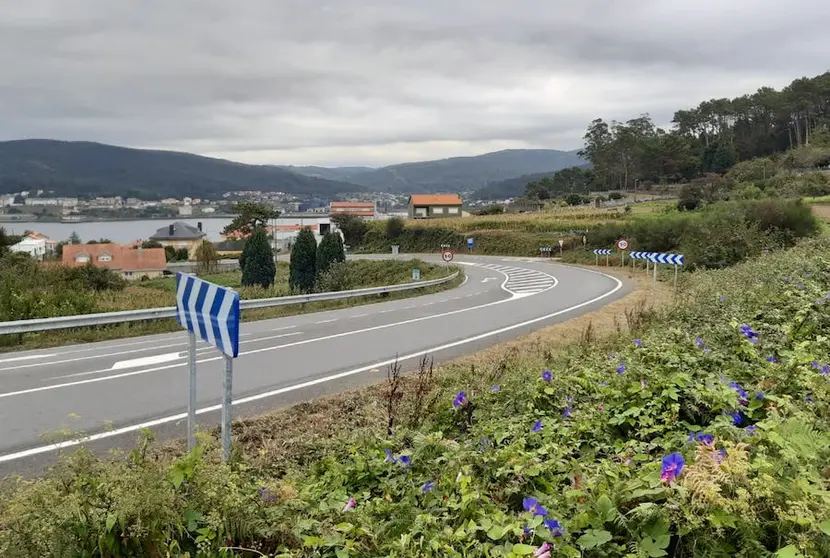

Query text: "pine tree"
[241, 226, 276, 288]
[289, 228, 317, 292]
[316, 231, 346, 280]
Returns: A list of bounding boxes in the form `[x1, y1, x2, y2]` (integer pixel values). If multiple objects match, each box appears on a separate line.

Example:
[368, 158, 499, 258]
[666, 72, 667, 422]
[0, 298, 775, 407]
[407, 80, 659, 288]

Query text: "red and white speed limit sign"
[441, 250, 454, 262]
[616, 239, 629, 251]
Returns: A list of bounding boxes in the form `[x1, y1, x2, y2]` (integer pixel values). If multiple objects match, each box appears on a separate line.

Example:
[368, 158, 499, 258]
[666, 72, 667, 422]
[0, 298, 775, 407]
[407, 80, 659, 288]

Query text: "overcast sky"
[1, 1, 828, 167]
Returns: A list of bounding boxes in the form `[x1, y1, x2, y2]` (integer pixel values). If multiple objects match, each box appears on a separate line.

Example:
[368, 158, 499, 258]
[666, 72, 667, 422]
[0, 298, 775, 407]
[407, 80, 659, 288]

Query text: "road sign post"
[467, 237, 473, 252]
[645, 253, 685, 289]
[616, 239, 629, 267]
[412, 268, 421, 281]
[593, 249, 611, 266]
[176, 272, 240, 462]
[441, 249, 454, 271]
[391, 245, 399, 256]
[558, 239, 564, 256]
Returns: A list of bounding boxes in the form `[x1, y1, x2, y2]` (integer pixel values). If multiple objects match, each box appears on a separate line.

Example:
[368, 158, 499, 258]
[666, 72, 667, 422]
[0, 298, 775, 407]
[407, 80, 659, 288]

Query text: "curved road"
[0, 255, 630, 475]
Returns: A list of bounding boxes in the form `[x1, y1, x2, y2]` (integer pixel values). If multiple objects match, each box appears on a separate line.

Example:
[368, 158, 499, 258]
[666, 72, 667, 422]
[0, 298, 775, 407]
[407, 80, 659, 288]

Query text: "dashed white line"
[350, 313, 368, 318]
[315, 318, 338, 324]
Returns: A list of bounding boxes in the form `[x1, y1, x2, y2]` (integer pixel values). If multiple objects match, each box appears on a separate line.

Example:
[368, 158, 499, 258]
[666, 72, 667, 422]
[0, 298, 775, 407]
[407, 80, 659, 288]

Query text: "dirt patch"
[811, 204, 830, 221]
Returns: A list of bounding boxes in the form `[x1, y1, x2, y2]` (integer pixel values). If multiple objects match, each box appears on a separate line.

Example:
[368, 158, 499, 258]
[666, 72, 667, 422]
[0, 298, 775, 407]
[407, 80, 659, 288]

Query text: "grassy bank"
[0, 259, 460, 352]
[1, 239, 828, 556]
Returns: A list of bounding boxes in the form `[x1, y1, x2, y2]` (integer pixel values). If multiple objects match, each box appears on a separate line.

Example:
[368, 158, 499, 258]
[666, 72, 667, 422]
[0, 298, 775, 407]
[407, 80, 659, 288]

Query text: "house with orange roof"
[408, 194, 464, 219]
[329, 201, 376, 219]
[61, 243, 167, 280]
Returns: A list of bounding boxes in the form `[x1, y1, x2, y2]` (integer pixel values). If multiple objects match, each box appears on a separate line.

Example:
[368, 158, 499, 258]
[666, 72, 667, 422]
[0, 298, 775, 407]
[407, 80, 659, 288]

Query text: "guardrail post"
[187, 332, 197, 451]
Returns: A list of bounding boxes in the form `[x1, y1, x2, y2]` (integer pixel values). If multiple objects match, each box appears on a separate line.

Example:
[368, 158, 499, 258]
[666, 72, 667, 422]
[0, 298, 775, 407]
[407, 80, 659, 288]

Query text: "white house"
[10, 237, 49, 260]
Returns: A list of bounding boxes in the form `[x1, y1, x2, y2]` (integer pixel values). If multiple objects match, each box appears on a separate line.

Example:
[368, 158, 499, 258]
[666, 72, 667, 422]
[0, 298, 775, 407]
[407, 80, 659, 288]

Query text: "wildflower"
[738, 324, 759, 343]
[452, 391, 468, 408]
[608, 353, 615, 359]
[821, 365, 829, 376]
[491, 385, 501, 392]
[562, 406, 572, 419]
[719, 295, 727, 303]
[599, 381, 608, 387]
[616, 362, 627, 375]
[730, 410, 744, 426]
[716, 449, 727, 463]
[805, 394, 814, 403]
[532, 419, 543, 433]
[541, 369, 553, 382]
[804, 271, 813, 277]
[398, 455, 412, 468]
[421, 481, 434, 494]
[544, 519, 565, 537]
[634, 339, 643, 347]
[812, 361, 820, 369]
[745, 424, 758, 435]
[384, 449, 397, 463]
[687, 431, 713, 444]
[534, 542, 552, 558]
[343, 498, 356, 511]
[660, 453, 685, 484]
[729, 381, 749, 406]
[522, 497, 548, 517]
[765, 355, 779, 364]
[258, 486, 276, 503]
[640, 378, 647, 389]
[755, 392, 764, 400]
[695, 337, 705, 349]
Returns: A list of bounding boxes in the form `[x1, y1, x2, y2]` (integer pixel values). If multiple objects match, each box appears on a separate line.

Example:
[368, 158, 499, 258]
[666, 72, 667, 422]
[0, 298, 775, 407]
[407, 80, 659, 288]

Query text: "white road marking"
[271, 325, 297, 332]
[111, 352, 183, 370]
[315, 318, 338, 324]
[0, 354, 57, 364]
[350, 313, 368, 318]
[0, 268, 624, 465]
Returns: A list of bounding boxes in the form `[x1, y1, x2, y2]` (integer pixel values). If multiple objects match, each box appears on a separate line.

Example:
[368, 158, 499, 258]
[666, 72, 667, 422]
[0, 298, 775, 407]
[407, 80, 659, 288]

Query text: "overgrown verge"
[1, 239, 829, 557]
[0, 259, 459, 352]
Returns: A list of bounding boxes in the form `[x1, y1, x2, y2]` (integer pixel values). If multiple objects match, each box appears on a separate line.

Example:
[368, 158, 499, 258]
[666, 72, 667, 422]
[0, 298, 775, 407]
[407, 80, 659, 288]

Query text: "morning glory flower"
[398, 455, 412, 467]
[730, 410, 745, 426]
[728, 382, 750, 405]
[812, 361, 820, 369]
[821, 365, 830, 376]
[755, 392, 764, 400]
[766, 355, 779, 364]
[562, 406, 572, 419]
[384, 449, 397, 463]
[343, 498, 356, 511]
[745, 424, 758, 435]
[421, 481, 434, 494]
[739, 324, 759, 343]
[544, 519, 565, 537]
[534, 542, 551, 558]
[532, 419, 543, 433]
[687, 431, 713, 444]
[660, 453, 685, 484]
[599, 381, 608, 387]
[616, 362, 627, 375]
[541, 370, 553, 382]
[695, 337, 705, 349]
[452, 391, 468, 408]
[716, 449, 727, 463]
[634, 339, 643, 347]
[805, 394, 814, 403]
[522, 497, 548, 517]
[491, 385, 501, 392]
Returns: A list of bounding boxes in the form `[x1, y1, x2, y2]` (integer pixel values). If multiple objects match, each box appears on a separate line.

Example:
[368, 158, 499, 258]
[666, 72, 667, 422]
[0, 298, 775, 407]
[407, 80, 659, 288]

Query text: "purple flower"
[634, 339, 643, 347]
[687, 431, 713, 444]
[805, 394, 814, 403]
[616, 362, 627, 375]
[491, 385, 501, 392]
[421, 481, 434, 494]
[755, 392, 764, 400]
[544, 519, 565, 537]
[541, 370, 553, 382]
[608, 353, 615, 360]
[534, 542, 552, 558]
[730, 410, 745, 426]
[384, 449, 397, 463]
[258, 486, 276, 503]
[452, 391, 467, 408]
[745, 424, 758, 435]
[640, 378, 647, 389]
[804, 271, 813, 277]
[343, 498, 356, 511]
[765, 355, 779, 364]
[522, 497, 548, 517]
[695, 337, 705, 349]
[812, 361, 820, 369]
[719, 295, 727, 303]
[599, 381, 608, 387]
[398, 455, 412, 467]
[821, 365, 830, 376]
[716, 449, 727, 463]
[739, 324, 759, 343]
[532, 419, 543, 433]
[562, 406, 572, 419]
[729, 382, 750, 406]
[660, 453, 685, 484]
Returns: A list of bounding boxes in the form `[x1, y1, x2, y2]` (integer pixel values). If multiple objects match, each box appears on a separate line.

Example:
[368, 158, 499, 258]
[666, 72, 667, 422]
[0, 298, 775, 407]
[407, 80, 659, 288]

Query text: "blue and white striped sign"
[629, 251, 650, 259]
[176, 273, 240, 358]
[646, 253, 685, 265]
[593, 249, 612, 255]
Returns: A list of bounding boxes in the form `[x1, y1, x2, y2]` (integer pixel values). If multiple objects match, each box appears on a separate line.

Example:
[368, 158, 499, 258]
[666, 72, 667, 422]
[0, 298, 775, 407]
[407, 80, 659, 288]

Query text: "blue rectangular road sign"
[467, 237, 474, 248]
[646, 253, 685, 265]
[176, 272, 240, 358]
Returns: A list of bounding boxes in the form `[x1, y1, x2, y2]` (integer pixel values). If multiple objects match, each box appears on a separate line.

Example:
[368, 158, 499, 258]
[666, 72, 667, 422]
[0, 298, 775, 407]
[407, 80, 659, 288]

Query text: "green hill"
[0, 140, 364, 199]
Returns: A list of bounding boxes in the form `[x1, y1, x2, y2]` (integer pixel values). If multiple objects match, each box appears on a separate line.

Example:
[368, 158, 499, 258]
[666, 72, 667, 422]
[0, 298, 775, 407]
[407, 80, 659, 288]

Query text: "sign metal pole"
[187, 332, 197, 451]
[222, 354, 233, 462]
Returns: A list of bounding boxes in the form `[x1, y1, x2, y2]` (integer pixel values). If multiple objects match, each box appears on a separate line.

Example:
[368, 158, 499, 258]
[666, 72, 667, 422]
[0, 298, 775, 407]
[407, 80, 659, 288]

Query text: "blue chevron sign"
[176, 272, 240, 358]
[593, 249, 612, 255]
[629, 251, 649, 259]
[646, 253, 685, 265]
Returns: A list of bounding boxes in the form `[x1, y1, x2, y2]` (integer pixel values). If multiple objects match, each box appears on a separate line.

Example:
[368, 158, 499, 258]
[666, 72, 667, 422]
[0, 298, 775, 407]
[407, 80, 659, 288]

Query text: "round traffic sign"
[617, 238, 629, 251]
[441, 250, 454, 262]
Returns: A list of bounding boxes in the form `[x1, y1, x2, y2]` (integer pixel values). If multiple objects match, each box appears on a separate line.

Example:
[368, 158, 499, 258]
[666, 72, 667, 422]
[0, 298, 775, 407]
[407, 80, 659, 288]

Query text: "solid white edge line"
[0, 269, 623, 464]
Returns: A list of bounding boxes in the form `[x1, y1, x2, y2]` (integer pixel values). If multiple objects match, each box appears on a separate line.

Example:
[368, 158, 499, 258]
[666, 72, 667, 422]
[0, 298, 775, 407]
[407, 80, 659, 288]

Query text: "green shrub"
[385, 216, 406, 239]
[315, 231, 346, 281]
[289, 228, 317, 292]
[241, 227, 275, 288]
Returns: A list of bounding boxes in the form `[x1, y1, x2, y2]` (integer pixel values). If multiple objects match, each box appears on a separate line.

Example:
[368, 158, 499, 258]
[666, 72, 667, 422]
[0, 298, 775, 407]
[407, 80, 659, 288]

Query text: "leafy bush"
[331, 214, 368, 247]
[2, 239, 828, 556]
[385, 216, 406, 239]
[315, 231, 346, 281]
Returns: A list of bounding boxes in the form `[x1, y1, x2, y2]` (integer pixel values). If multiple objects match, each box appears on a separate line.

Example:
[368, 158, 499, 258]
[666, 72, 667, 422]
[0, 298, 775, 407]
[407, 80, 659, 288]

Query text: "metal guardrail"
[0, 271, 459, 336]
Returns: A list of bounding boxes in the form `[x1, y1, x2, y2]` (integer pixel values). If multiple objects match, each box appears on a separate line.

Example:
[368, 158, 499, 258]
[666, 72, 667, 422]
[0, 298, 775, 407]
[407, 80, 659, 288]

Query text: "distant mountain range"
[311, 149, 586, 194]
[0, 140, 585, 199]
[0, 140, 363, 199]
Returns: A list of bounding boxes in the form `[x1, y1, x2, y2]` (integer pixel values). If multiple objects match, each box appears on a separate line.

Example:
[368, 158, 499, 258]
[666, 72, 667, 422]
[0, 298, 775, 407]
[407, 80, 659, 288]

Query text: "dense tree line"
[527, 72, 830, 199]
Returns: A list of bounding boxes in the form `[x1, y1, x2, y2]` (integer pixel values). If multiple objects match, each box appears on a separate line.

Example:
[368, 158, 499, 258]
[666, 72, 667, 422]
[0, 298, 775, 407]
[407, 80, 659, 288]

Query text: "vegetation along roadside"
[1, 236, 827, 556]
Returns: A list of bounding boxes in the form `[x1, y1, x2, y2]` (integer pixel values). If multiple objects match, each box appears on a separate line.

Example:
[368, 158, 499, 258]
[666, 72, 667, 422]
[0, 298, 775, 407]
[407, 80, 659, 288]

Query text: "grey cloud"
[1, 0, 829, 165]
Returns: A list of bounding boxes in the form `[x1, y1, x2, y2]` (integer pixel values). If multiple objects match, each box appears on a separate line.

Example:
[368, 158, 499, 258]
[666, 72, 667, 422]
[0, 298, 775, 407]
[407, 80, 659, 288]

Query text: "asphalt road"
[0, 254, 631, 476]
